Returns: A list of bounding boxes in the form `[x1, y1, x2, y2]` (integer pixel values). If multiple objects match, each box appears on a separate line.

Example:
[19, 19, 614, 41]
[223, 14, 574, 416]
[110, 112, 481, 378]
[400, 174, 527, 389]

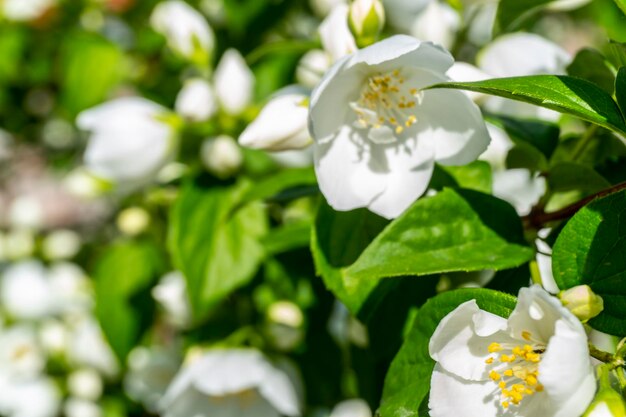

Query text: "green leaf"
[506, 142, 548, 172]
[567, 48, 615, 94]
[94, 242, 163, 361]
[439, 161, 492, 194]
[614, 0, 626, 16]
[547, 163, 611, 194]
[430, 76, 626, 135]
[552, 189, 626, 336]
[0, 26, 25, 84]
[616, 67, 626, 118]
[60, 33, 124, 117]
[495, 0, 554, 33]
[262, 221, 311, 256]
[379, 289, 517, 417]
[168, 175, 268, 321]
[607, 40, 626, 69]
[485, 114, 559, 159]
[312, 189, 533, 315]
[239, 167, 317, 205]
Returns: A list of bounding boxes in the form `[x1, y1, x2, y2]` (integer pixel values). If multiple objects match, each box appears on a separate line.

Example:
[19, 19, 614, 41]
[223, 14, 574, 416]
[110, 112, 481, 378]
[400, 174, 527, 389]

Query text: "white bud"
[9, 196, 43, 230]
[560, 285, 604, 323]
[319, 4, 357, 62]
[214, 49, 254, 115]
[2, 0, 56, 22]
[239, 89, 311, 152]
[39, 320, 69, 355]
[42, 229, 82, 260]
[348, 0, 385, 48]
[330, 399, 372, 417]
[117, 207, 151, 236]
[152, 271, 191, 328]
[150, 0, 215, 65]
[64, 398, 102, 417]
[201, 135, 243, 178]
[64, 168, 111, 199]
[296, 49, 332, 88]
[67, 368, 104, 401]
[268, 301, 304, 328]
[175, 78, 218, 122]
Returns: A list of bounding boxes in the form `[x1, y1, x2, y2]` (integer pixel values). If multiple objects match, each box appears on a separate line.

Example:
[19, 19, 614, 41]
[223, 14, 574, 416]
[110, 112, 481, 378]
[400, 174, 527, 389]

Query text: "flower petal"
[429, 364, 501, 417]
[429, 300, 507, 381]
[416, 88, 490, 165]
[539, 320, 596, 417]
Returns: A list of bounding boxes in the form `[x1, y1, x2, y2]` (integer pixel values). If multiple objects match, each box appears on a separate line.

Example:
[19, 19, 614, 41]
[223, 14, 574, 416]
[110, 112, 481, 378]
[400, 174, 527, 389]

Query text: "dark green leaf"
[430, 76, 626, 135]
[552, 189, 626, 336]
[495, 0, 554, 33]
[616, 67, 626, 118]
[547, 163, 611, 194]
[485, 114, 559, 159]
[239, 167, 317, 205]
[379, 289, 517, 417]
[94, 242, 163, 361]
[567, 48, 615, 94]
[439, 161, 492, 194]
[262, 221, 311, 256]
[168, 175, 268, 321]
[607, 40, 626, 69]
[506, 143, 548, 172]
[312, 189, 533, 315]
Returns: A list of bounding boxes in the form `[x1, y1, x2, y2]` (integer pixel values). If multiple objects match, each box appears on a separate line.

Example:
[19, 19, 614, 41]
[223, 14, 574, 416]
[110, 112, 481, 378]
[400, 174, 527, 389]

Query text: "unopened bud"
[117, 207, 151, 236]
[560, 285, 604, 323]
[201, 135, 243, 178]
[348, 0, 385, 48]
[266, 301, 304, 351]
[584, 367, 626, 417]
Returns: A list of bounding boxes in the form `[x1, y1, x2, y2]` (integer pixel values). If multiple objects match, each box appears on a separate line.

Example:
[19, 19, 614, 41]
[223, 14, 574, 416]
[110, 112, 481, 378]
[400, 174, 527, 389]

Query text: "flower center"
[484, 331, 545, 409]
[350, 69, 423, 138]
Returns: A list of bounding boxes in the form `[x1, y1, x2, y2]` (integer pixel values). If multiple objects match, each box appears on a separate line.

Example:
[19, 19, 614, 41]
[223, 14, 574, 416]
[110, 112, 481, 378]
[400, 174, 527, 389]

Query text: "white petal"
[214, 49, 254, 115]
[492, 169, 546, 216]
[416, 88, 490, 166]
[258, 362, 301, 416]
[508, 286, 583, 344]
[466, 3, 497, 46]
[410, 1, 460, 50]
[478, 123, 513, 170]
[192, 350, 267, 395]
[429, 364, 500, 417]
[429, 300, 507, 381]
[383, 0, 431, 32]
[539, 320, 596, 417]
[329, 399, 371, 417]
[239, 91, 311, 151]
[319, 4, 357, 61]
[477, 33, 570, 78]
[547, 0, 591, 11]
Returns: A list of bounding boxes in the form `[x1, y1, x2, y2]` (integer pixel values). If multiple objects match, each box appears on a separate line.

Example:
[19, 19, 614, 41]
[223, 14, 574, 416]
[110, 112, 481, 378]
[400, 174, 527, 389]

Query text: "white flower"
[67, 368, 103, 401]
[48, 262, 93, 315]
[0, 376, 61, 417]
[214, 49, 255, 115]
[67, 318, 119, 377]
[125, 346, 181, 412]
[239, 88, 311, 152]
[0, 325, 45, 377]
[42, 229, 81, 260]
[175, 78, 218, 122]
[64, 398, 102, 417]
[116, 207, 151, 237]
[492, 169, 547, 216]
[2, 0, 56, 22]
[1, 261, 56, 320]
[319, 4, 358, 62]
[151, 271, 191, 328]
[382, 0, 430, 33]
[150, 0, 215, 63]
[410, 1, 460, 50]
[330, 399, 372, 417]
[200, 135, 243, 178]
[296, 49, 332, 88]
[309, 35, 490, 219]
[429, 285, 596, 417]
[77, 97, 178, 186]
[160, 349, 302, 417]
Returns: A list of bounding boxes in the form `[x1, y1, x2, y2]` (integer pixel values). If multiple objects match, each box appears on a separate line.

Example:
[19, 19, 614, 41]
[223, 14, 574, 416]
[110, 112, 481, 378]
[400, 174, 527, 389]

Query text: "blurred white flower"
[116, 207, 151, 237]
[42, 229, 81, 260]
[77, 97, 179, 187]
[125, 346, 181, 412]
[476, 123, 513, 170]
[1, 261, 56, 320]
[200, 135, 243, 178]
[8, 195, 43, 230]
[297, 50, 332, 88]
[0, 325, 45, 377]
[64, 398, 102, 417]
[309, 35, 489, 218]
[330, 399, 372, 417]
[319, 4, 357, 62]
[152, 271, 191, 328]
[63, 168, 111, 199]
[410, 1, 460, 50]
[39, 320, 69, 355]
[67, 318, 119, 377]
[382, 0, 430, 33]
[2, 0, 56, 22]
[239, 88, 311, 152]
[161, 349, 302, 417]
[150, 0, 215, 64]
[214, 49, 255, 115]
[0, 376, 61, 417]
[492, 169, 547, 216]
[3, 229, 35, 260]
[67, 368, 103, 401]
[175, 78, 218, 122]
[48, 262, 93, 315]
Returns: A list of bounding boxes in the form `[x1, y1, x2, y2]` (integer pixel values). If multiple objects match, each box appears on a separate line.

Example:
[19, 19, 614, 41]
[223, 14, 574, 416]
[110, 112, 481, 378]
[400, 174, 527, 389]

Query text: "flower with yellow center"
[308, 35, 490, 219]
[428, 286, 596, 417]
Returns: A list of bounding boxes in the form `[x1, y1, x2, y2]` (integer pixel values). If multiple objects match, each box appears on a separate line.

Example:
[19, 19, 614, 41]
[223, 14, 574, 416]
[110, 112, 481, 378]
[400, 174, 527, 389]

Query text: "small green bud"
[583, 367, 626, 417]
[348, 0, 385, 48]
[559, 285, 604, 323]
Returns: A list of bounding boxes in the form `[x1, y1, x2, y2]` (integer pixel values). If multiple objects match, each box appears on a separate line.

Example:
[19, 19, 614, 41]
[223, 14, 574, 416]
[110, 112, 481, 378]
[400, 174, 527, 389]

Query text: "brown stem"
[589, 344, 615, 364]
[523, 181, 626, 229]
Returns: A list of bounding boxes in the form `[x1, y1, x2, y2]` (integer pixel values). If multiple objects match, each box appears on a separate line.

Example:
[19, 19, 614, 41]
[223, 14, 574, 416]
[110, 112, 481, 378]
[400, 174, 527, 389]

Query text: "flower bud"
[583, 367, 626, 417]
[201, 135, 243, 178]
[266, 301, 305, 351]
[175, 78, 217, 122]
[560, 285, 604, 323]
[319, 4, 357, 61]
[117, 207, 151, 236]
[214, 49, 254, 115]
[348, 0, 385, 48]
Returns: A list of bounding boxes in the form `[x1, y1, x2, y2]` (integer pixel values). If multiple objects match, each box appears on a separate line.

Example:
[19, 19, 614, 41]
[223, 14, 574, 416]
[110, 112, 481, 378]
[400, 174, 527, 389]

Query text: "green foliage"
[94, 241, 164, 362]
[547, 163, 611, 194]
[312, 189, 533, 315]
[616, 67, 626, 118]
[59, 33, 124, 117]
[567, 48, 615, 94]
[379, 289, 517, 417]
[485, 114, 560, 159]
[553, 190, 626, 335]
[495, 0, 555, 33]
[168, 174, 268, 321]
[430, 76, 626, 136]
